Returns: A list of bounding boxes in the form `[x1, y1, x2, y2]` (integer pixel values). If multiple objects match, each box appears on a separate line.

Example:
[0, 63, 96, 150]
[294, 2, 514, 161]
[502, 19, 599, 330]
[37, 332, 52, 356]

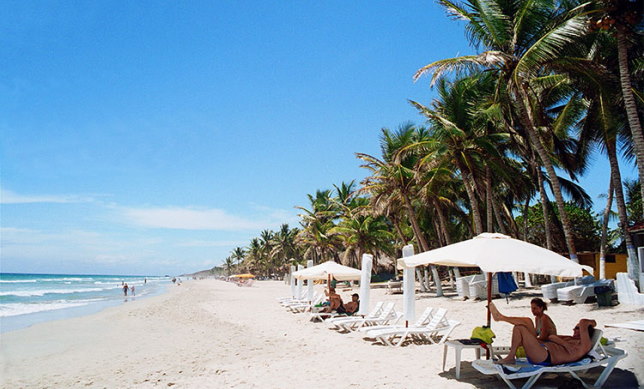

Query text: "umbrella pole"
[486, 272, 492, 327]
[486, 272, 492, 360]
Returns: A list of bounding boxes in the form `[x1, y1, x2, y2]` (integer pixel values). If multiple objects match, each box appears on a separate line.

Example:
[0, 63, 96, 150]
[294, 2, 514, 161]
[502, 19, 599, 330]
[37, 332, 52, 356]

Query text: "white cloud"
[119, 206, 289, 231]
[0, 188, 95, 204]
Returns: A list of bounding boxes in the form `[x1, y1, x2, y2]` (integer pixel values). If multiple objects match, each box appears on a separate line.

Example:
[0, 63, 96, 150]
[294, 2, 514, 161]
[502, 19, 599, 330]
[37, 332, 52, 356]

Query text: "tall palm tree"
[357, 124, 441, 294]
[410, 73, 512, 236]
[589, 0, 644, 210]
[416, 0, 593, 262]
[223, 256, 235, 276]
[231, 247, 246, 268]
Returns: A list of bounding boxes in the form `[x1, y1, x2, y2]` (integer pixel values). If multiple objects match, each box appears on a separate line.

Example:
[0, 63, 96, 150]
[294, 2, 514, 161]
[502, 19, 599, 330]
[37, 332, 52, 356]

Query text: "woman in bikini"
[495, 319, 596, 365]
[488, 298, 557, 341]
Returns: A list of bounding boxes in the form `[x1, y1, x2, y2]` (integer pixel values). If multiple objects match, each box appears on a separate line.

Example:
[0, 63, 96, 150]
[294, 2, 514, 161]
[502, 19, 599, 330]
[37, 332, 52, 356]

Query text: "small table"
[442, 340, 486, 379]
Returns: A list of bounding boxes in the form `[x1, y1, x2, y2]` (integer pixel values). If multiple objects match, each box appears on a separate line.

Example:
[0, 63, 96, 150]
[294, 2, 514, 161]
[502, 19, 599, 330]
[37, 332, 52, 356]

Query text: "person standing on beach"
[131, 285, 135, 296]
[123, 283, 129, 296]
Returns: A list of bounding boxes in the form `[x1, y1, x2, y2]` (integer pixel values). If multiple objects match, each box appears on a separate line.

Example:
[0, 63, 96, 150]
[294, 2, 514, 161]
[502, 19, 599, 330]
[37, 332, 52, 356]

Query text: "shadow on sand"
[438, 364, 638, 388]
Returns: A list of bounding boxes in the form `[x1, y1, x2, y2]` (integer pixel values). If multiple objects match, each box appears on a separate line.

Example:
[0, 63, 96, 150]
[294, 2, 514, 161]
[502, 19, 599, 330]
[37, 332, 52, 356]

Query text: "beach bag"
[471, 326, 495, 344]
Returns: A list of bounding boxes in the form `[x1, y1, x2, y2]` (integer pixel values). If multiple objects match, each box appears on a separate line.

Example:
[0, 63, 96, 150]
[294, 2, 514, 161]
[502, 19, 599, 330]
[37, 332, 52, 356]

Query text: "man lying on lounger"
[490, 303, 596, 366]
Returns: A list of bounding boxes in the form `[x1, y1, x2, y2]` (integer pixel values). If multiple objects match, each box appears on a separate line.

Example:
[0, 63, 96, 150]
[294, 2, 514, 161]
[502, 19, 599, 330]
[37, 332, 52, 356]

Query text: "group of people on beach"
[320, 286, 360, 315]
[489, 299, 597, 366]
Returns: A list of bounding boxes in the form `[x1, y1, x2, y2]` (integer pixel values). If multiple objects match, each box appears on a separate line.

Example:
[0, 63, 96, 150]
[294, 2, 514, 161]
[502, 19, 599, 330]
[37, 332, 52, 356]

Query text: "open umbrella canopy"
[230, 273, 255, 278]
[292, 260, 362, 281]
[398, 233, 593, 277]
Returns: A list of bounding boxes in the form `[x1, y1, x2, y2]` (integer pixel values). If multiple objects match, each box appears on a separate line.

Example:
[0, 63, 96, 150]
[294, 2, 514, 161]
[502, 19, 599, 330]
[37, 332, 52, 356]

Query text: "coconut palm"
[588, 0, 644, 210]
[416, 0, 594, 262]
[357, 124, 442, 294]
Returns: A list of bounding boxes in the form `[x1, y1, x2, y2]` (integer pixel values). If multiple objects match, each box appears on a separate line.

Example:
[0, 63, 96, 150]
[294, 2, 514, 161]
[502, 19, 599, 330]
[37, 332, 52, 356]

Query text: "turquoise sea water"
[0, 273, 172, 333]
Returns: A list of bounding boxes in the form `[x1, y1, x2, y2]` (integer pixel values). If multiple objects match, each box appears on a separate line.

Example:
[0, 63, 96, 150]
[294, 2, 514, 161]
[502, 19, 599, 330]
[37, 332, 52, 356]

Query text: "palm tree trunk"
[457, 161, 484, 235]
[518, 84, 578, 262]
[485, 167, 494, 232]
[616, 28, 644, 214]
[607, 140, 640, 281]
[491, 196, 508, 235]
[523, 197, 530, 240]
[600, 177, 614, 280]
[400, 194, 442, 295]
[391, 217, 407, 244]
[402, 193, 429, 251]
[537, 168, 554, 251]
[433, 199, 452, 245]
[537, 169, 558, 283]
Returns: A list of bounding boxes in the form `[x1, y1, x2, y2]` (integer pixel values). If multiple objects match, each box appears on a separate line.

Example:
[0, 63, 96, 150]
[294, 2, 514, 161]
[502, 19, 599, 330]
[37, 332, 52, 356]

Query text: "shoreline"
[1, 281, 170, 334]
[1, 280, 642, 388]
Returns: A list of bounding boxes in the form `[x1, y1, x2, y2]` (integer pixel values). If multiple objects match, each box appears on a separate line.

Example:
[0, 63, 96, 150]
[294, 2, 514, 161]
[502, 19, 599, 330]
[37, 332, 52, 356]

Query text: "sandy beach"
[1, 279, 642, 388]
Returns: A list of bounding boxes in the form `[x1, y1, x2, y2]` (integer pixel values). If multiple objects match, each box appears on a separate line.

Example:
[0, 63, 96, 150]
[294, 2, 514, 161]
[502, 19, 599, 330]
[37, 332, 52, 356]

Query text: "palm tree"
[223, 256, 235, 276]
[416, 0, 593, 262]
[330, 214, 395, 269]
[231, 247, 246, 268]
[410, 73, 513, 236]
[357, 124, 441, 294]
[589, 1, 644, 211]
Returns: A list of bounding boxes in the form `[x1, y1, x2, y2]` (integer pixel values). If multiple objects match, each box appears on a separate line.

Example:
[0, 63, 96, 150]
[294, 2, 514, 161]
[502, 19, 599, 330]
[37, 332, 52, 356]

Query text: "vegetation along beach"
[1, 1, 643, 388]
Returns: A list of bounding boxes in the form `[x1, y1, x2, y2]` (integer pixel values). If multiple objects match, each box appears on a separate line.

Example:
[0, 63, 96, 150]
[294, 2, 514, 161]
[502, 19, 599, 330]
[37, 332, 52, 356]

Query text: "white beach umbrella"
[306, 260, 314, 303]
[397, 233, 593, 325]
[292, 260, 362, 281]
[357, 254, 373, 316]
[398, 233, 593, 276]
[296, 264, 304, 300]
[402, 244, 416, 326]
[289, 264, 296, 298]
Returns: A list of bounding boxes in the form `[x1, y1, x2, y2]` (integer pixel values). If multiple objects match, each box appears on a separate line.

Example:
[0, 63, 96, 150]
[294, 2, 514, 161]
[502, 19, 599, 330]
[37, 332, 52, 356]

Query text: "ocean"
[0, 273, 172, 333]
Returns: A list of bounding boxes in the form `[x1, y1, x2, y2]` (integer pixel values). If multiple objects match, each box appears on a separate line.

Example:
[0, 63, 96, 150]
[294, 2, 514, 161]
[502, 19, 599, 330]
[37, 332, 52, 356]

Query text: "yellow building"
[576, 252, 628, 280]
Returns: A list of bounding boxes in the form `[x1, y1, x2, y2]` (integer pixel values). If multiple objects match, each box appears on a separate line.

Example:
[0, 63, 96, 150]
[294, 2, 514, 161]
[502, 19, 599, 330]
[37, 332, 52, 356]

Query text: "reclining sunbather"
[494, 317, 596, 366]
[338, 293, 359, 315]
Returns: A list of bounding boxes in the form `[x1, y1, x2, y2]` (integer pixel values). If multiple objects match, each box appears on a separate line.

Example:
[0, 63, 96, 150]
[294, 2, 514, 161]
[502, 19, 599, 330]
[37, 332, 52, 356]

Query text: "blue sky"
[1, 1, 637, 276]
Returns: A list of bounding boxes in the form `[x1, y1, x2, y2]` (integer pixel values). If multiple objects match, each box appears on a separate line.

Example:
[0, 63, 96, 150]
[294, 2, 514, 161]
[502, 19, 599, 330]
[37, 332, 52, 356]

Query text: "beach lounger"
[364, 308, 460, 347]
[309, 310, 348, 322]
[557, 279, 613, 305]
[357, 306, 433, 334]
[335, 303, 399, 332]
[326, 301, 385, 331]
[287, 294, 324, 313]
[351, 304, 403, 332]
[472, 330, 627, 389]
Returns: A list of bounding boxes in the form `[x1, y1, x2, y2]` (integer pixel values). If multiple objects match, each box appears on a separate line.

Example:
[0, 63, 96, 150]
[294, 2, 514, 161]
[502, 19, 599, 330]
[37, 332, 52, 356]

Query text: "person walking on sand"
[488, 299, 557, 341]
[123, 283, 129, 296]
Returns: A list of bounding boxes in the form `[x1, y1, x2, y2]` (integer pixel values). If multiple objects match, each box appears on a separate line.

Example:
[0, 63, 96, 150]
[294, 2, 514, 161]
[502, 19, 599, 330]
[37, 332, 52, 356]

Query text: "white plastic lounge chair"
[326, 301, 385, 331]
[364, 308, 460, 347]
[456, 275, 479, 299]
[350, 303, 401, 332]
[309, 310, 347, 322]
[541, 275, 595, 302]
[557, 279, 613, 305]
[287, 294, 324, 313]
[469, 274, 500, 300]
[277, 289, 307, 303]
[472, 329, 627, 389]
[357, 306, 433, 334]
